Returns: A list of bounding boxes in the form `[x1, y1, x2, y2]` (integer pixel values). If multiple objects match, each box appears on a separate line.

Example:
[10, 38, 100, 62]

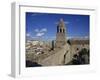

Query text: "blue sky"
[26, 12, 89, 41]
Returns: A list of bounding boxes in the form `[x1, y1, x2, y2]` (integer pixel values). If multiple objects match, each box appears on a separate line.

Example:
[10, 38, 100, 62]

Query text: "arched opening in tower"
[60, 28, 62, 33]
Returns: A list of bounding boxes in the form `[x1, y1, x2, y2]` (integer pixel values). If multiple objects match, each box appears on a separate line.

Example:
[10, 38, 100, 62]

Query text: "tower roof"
[58, 18, 65, 28]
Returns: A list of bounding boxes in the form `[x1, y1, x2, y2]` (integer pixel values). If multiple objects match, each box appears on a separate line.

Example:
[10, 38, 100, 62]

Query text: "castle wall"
[38, 44, 71, 66]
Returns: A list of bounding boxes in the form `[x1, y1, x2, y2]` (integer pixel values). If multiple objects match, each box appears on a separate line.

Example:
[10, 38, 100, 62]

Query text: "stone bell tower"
[55, 18, 67, 48]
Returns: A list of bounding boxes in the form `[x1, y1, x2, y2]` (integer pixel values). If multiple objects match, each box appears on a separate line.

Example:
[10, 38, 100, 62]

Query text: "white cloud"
[36, 32, 44, 37]
[84, 36, 89, 38]
[40, 28, 47, 32]
[34, 28, 47, 37]
[34, 28, 47, 32]
[26, 33, 30, 37]
[34, 29, 39, 32]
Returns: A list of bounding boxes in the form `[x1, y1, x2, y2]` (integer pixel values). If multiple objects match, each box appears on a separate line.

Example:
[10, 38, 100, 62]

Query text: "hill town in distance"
[26, 12, 89, 67]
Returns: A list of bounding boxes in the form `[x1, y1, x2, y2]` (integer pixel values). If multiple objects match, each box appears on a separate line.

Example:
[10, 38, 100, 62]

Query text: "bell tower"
[55, 18, 67, 48]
